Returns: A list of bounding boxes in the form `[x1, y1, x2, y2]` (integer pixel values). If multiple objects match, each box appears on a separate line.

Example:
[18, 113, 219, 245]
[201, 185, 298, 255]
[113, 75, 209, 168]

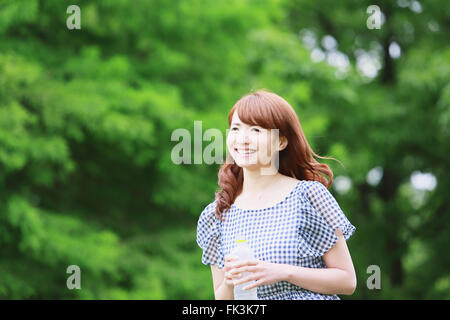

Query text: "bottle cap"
[235, 233, 247, 243]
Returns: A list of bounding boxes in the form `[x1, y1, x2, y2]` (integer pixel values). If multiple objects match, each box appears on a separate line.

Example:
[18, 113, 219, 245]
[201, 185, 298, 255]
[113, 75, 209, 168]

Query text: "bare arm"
[210, 255, 239, 300]
[210, 266, 233, 299]
[285, 229, 357, 295]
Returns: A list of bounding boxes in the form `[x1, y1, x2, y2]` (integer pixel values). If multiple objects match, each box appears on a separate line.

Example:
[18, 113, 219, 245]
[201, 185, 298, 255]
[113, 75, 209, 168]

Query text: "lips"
[234, 148, 257, 155]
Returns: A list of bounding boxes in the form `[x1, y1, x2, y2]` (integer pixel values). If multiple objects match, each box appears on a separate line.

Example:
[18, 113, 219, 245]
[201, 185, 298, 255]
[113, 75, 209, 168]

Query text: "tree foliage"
[0, 0, 448, 299]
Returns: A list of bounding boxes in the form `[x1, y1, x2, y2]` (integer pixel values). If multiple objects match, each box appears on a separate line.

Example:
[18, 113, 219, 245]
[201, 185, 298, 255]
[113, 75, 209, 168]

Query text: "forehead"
[231, 111, 241, 122]
[231, 111, 247, 125]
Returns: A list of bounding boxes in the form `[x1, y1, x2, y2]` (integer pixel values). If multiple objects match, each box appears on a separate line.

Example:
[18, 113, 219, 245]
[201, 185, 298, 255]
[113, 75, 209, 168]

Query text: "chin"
[233, 159, 260, 170]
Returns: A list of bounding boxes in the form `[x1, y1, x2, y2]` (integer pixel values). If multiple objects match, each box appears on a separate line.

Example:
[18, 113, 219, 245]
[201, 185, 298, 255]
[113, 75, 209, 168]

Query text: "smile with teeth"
[234, 148, 257, 155]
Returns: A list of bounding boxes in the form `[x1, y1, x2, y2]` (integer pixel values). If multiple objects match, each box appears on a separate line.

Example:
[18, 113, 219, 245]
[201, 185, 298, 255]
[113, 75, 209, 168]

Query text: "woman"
[196, 89, 357, 300]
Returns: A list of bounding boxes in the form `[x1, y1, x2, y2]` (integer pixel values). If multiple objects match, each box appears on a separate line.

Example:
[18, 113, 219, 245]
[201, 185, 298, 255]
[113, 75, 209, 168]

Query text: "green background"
[0, 0, 448, 299]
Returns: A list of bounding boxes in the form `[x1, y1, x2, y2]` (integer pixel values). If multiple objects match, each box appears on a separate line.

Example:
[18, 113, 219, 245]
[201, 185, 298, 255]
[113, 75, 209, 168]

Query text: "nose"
[236, 131, 251, 145]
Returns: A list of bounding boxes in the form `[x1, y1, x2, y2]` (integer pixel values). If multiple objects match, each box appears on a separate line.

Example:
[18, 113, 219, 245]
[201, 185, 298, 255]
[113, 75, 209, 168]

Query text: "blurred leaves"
[0, 0, 448, 299]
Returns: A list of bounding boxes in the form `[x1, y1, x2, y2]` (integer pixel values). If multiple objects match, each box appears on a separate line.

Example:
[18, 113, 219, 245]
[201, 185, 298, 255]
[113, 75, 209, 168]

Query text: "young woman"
[196, 89, 357, 300]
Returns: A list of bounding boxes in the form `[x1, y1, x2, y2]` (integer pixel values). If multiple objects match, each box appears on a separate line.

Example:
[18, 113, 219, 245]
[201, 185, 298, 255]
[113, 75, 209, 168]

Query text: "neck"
[241, 168, 283, 195]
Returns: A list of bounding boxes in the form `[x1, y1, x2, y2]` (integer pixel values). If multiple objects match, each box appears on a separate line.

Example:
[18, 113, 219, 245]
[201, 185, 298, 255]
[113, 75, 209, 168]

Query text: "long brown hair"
[215, 89, 341, 220]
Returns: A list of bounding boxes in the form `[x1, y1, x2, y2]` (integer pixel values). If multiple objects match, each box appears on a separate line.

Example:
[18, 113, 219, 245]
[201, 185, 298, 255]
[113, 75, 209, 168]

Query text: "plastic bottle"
[231, 234, 258, 300]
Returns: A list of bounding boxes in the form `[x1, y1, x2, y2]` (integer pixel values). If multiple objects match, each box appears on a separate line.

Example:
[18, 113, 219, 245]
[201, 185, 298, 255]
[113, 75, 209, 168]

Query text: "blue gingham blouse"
[196, 180, 356, 300]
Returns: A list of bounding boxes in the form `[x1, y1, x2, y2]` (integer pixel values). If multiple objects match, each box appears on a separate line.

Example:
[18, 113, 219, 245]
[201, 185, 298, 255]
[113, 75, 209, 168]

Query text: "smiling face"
[226, 111, 287, 172]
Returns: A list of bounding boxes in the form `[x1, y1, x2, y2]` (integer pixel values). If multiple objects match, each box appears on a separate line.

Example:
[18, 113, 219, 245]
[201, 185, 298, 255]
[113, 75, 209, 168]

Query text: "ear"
[278, 136, 288, 151]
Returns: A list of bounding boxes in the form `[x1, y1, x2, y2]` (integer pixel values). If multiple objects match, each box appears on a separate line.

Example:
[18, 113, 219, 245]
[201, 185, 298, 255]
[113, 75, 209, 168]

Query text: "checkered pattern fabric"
[196, 180, 356, 300]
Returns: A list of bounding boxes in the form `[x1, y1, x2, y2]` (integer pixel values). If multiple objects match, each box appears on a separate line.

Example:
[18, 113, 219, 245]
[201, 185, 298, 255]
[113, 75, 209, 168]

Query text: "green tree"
[0, 0, 448, 299]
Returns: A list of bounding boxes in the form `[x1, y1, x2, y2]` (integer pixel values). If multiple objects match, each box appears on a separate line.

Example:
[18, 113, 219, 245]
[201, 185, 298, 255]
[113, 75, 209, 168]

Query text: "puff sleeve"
[298, 180, 356, 258]
[196, 200, 225, 269]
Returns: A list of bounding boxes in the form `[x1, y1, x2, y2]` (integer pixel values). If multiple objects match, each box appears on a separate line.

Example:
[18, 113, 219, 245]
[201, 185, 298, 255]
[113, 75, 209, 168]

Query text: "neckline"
[231, 180, 303, 212]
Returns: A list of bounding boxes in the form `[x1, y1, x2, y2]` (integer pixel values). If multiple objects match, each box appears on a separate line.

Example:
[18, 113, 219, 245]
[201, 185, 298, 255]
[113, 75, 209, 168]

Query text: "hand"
[229, 259, 287, 291]
[223, 254, 240, 288]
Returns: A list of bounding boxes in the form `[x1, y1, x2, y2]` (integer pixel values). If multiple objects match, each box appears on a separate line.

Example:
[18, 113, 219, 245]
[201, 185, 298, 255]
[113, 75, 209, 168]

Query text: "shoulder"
[198, 199, 219, 224]
[298, 180, 337, 206]
[201, 199, 218, 214]
[279, 176, 304, 194]
[196, 199, 222, 250]
[281, 175, 302, 185]
[301, 180, 329, 196]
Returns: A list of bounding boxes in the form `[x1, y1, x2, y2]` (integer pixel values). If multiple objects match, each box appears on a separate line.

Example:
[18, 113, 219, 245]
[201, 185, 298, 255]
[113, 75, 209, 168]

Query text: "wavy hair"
[215, 89, 342, 220]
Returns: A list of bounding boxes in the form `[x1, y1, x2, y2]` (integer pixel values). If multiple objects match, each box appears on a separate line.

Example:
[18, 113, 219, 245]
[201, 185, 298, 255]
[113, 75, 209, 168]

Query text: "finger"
[230, 265, 258, 275]
[226, 272, 241, 280]
[243, 279, 263, 291]
[224, 257, 238, 269]
[225, 255, 238, 262]
[230, 259, 259, 268]
[224, 255, 233, 261]
[233, 274, 257, 286]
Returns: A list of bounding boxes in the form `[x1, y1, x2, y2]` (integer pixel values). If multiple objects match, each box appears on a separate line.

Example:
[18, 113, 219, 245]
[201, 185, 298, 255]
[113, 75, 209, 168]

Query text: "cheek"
[226, 134, 235, 150]
[258, 133, 273, 154]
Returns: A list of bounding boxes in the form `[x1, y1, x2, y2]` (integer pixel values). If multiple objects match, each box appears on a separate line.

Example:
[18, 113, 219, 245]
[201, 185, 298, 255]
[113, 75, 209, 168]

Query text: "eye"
[231, 127, 239, 131]
[251, 127, 261, 132]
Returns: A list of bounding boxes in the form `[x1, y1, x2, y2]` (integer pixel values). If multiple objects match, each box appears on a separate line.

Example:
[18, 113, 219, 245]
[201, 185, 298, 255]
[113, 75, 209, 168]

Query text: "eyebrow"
[230, 123, 241, 126]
